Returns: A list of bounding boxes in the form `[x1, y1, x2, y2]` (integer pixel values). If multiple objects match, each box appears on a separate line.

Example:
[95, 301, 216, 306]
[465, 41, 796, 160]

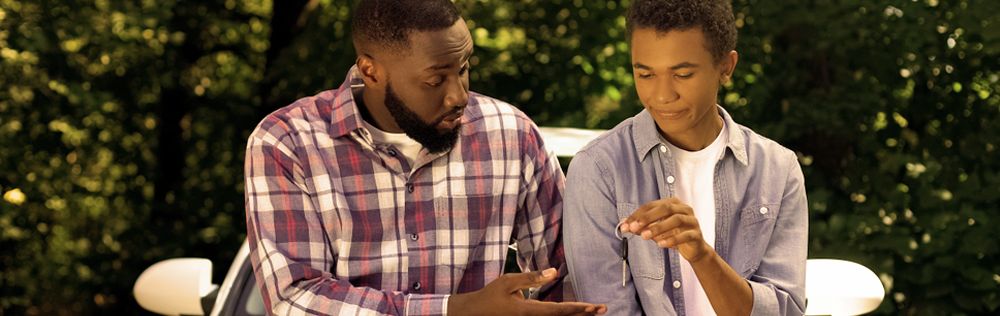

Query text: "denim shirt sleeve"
[748, 153, 808, 316]
[563, 151, 645, 315]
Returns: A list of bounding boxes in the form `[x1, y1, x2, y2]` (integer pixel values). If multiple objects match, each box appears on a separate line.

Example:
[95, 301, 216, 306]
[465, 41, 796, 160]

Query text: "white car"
[133, 240, 885, 316]
[134, 127, 885, 316]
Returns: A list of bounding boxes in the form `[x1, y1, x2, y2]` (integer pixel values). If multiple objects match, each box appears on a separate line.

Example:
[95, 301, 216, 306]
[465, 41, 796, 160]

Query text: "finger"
[646, 213, 702, 239]
[667, 201, 694, 216]
[588, 304, 607, 315]
[570, 303, 608, 316]
[631, 201, 692, 234]
[657, 230, 703, 248]
[650, 227, 681, 244]
[622, 203, 655, 231]
[499, 268, 558, 293]
[633, 198, 689, 222]
[627, 204, 672, 233]
[618, 218, 629, 234]
[639, 215, 686, 239]
[625, 198, 675, 223]
[521, 300, 603, 316]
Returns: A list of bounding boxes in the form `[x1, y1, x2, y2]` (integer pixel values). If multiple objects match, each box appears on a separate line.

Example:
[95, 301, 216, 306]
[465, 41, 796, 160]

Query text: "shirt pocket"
[617, 202, 665, 280]
[434, 193, 499, 231]
[735, 202, 780, 276]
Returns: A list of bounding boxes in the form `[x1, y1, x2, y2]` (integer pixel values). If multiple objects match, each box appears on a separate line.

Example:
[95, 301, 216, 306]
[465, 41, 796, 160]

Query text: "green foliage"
[1, 0, 997, 314]
[723, 1, 1000, 314]
[0, 0, 265, 314]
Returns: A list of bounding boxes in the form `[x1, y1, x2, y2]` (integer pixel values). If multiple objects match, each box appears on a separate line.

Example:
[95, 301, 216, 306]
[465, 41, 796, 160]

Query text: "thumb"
[501, 268, 558, 293]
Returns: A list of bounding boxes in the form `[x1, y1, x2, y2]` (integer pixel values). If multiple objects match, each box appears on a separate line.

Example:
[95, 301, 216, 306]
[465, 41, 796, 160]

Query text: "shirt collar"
[631, 105, 749, 166]
[631, 109, 662, 162]
[327, 66, 460, 170]
[719, 105, 749, 166]
[328, 65, 367, 138]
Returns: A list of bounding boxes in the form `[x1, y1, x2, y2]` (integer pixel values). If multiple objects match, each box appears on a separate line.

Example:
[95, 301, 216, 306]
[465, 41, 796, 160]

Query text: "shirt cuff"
[748, 279, 779, 316]
[404, 294, 450, 316]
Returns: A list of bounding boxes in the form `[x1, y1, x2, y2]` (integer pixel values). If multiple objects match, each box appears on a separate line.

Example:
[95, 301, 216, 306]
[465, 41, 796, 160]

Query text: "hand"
[447, 268, 607, 316]
[621, 198, 713, 263]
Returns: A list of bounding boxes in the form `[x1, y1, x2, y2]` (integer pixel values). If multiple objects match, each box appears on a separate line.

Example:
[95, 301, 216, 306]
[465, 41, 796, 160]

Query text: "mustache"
[432, 107, 466, 124]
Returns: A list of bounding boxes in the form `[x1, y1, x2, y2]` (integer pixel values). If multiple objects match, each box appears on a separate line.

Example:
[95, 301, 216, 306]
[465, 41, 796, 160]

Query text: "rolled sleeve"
[747, 279, 779, 315]
[404, 294, 450, 316]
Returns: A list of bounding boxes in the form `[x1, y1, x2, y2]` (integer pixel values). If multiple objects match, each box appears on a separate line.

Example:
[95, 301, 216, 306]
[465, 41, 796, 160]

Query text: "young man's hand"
[447, 268, 607, 316]
[622, 197, 714, 264]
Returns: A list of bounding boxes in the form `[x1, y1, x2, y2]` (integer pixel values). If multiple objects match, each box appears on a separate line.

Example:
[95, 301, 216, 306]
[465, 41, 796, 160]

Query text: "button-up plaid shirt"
[245, 67, 570, 315]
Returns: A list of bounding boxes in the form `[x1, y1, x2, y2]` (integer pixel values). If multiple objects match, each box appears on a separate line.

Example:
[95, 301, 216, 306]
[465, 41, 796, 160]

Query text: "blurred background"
[1, 0, 998, 314]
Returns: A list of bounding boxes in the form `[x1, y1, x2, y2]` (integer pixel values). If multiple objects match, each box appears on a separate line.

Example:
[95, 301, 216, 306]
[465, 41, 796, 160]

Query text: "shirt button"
[412, 282, 422, 291]
[673, 280, 681, 288]
[666, 175, 675, 184]
[760, 207, 769, 215]
[660, 145, 667, 153]
[409, 233, 419, 241]
[406, 183, 414, 193]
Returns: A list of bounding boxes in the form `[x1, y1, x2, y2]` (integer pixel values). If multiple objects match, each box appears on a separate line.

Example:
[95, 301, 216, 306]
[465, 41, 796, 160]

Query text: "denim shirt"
[564, 106, 807, 316]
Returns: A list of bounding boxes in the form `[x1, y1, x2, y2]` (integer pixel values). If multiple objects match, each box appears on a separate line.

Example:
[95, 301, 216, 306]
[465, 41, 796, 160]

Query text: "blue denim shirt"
[564, 106, 807, 316]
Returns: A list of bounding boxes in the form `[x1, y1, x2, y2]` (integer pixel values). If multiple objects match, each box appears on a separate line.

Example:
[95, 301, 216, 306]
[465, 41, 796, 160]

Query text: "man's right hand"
[447, 268, 607, 316]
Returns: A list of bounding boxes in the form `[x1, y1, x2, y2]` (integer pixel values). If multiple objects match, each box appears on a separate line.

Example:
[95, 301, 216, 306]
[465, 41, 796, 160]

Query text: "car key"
[621, 236, 628, 287]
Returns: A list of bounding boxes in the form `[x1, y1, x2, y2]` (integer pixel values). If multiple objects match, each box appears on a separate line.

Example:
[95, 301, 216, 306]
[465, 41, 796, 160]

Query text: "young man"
[244, 0, 606, 315]
[564, 0, 808, 315]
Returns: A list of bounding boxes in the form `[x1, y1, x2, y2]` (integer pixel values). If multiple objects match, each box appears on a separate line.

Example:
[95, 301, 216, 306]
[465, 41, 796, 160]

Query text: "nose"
[652, 78, 679, 105]
[444, 76, 469, 111]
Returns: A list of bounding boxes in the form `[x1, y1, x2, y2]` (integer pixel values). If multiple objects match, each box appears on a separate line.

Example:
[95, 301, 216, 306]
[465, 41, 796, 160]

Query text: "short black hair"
[626, 0, 737, 62]
[351, 0, 462, 54]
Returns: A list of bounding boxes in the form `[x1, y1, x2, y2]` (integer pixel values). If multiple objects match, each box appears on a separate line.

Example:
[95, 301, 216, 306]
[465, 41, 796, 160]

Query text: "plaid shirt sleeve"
[512, 120, 576, 302]
[244, 117, 448, 316]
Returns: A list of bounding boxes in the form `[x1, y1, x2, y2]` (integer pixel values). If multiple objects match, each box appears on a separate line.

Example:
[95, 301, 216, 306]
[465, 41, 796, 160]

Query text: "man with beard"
[243, 0, 605, 315]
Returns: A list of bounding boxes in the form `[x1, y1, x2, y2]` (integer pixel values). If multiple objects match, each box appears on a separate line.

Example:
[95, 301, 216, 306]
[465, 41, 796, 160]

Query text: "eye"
[675, 72, 694, 79]
[637, 72, 654, 79]
[426, 76, 444, 87]
[459, 63, 470, 75]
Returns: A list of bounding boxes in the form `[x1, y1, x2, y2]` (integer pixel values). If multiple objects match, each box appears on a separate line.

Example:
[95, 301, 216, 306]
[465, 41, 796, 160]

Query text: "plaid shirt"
[245, 67, 570, 315]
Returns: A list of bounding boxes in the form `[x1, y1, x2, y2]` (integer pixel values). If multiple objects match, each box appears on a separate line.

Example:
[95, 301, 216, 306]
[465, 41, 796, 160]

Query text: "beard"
[384, 82, 462, 154]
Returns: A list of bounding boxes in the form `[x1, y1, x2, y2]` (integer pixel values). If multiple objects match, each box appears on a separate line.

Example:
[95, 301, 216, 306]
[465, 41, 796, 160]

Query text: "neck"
[660, 112, 723, 151]
[358, 88, 402, 133]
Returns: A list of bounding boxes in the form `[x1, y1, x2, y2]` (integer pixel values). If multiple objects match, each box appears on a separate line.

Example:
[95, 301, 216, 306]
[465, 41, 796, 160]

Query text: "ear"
[356, 53, 385, 89]
[719, 50, 739, 84]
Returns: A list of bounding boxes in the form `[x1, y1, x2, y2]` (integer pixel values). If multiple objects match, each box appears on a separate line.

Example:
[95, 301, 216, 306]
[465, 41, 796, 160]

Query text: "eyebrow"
[633, 61, 699, 70]
[425, 49, 475, 72]
[425, 63, 454, 71]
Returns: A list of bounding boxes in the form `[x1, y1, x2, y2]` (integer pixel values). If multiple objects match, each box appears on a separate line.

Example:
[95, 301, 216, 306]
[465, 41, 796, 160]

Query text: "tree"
[1, 0, 997, 314]
[1, 0, 267, 313]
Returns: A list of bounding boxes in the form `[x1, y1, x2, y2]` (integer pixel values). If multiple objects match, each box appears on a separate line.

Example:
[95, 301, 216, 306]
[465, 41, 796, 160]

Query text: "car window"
[238, 271, 266, 316]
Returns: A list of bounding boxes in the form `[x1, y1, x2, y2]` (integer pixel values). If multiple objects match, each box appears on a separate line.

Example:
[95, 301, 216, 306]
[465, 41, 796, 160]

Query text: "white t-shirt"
[662, 120, 728, 316]
[361, 120, 423, 168]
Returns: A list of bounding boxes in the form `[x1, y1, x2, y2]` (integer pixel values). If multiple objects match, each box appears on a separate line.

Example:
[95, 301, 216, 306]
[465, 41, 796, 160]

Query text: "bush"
[1, 0, 997, 314]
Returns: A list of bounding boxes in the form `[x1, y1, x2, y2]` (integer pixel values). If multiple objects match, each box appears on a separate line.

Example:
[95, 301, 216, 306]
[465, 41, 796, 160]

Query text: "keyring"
[615, 220, 627, 240]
